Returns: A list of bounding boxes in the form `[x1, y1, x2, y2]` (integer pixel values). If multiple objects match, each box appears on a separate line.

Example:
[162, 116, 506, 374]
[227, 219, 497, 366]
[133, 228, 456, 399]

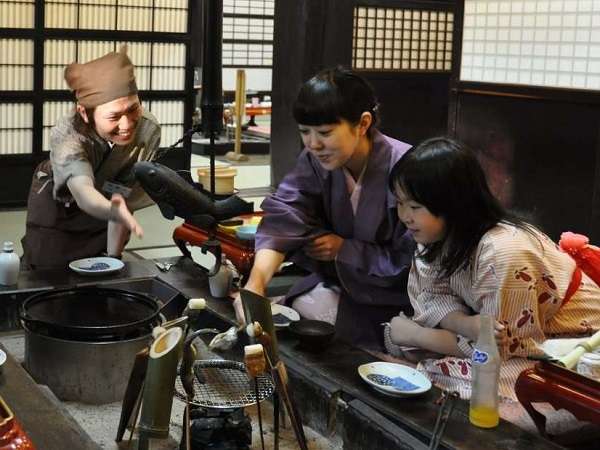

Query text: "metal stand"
[200, 0, 225, 201]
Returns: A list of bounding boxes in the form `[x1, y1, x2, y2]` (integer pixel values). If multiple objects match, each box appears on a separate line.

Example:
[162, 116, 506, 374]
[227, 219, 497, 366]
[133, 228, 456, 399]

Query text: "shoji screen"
[0, 0, 34, 156]
[461, 0, 600, 90]
[352, 5, 455, 72]
[222, 0, 274, 91]
[142, 100, 185, 150]
[0, 0, 194, 205]
[44, 0, 188, 33]
[0, 0, 34, 28]
[0, 0, 192, 156]
[0, 102, 33, 155]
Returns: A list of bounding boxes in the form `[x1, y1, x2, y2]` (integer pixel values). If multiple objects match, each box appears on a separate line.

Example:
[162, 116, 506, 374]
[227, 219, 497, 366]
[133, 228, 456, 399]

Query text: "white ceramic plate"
[358, 361, 432, 397]
[271, 303, 300, 328]
[69, 257, 124, 276]
[0, 349, 6, 367]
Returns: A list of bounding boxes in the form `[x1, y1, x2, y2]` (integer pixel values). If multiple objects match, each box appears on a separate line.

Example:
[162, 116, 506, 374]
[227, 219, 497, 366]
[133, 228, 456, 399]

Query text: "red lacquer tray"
[173, 213, 262, 278]
[515, 360, 600, 436]
[0, 395, 35, 450]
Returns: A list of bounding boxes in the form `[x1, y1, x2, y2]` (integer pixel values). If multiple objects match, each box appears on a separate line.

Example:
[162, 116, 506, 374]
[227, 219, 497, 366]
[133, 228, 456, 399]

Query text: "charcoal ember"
[181, 406, 252, 450]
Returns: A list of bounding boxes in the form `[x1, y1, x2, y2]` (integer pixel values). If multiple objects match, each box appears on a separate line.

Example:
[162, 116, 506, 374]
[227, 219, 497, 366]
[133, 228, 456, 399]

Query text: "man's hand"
[110, 194, 143, 238]
[304, 234, 344, 261]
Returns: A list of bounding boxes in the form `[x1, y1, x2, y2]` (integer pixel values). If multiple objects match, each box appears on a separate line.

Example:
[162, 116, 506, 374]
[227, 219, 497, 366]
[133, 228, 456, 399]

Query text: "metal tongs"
[428, 391, 459, 450]
[247, 321, 308, 450]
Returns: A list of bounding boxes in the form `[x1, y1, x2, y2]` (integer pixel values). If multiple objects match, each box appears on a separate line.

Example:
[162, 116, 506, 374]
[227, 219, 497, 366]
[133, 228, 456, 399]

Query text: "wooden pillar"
[270, 0, 353, 186]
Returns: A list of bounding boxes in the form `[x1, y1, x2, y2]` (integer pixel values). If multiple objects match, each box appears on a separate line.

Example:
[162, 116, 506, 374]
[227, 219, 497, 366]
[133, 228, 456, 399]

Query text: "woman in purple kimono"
[235, 67, 415, 349]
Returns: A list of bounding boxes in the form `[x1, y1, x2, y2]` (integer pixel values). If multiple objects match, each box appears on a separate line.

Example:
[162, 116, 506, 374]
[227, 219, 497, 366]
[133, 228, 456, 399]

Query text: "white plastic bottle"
[0, 241, 20, 286]
[469, 314, 501, 428]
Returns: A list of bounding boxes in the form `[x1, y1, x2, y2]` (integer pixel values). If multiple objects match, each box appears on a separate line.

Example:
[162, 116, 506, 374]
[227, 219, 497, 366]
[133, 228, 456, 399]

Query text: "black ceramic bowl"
[288, 319, 335, 351]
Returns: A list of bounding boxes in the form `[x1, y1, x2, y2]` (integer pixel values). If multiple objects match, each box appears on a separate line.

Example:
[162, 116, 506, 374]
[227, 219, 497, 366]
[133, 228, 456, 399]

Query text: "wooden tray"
[515, 360, 600, 436]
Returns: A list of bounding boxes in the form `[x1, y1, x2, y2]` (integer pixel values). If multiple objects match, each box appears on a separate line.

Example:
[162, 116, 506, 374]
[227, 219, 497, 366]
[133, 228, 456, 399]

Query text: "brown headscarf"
[64, 46, 138, 108]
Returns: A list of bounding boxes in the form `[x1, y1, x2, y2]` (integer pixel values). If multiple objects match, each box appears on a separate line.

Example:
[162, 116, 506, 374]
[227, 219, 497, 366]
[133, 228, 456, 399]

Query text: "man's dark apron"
[21, 160, 108, 270]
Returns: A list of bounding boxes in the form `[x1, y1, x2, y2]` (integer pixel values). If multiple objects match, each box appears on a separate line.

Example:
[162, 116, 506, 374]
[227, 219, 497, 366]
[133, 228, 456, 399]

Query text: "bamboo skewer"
[247, 322, 308, 450]
[245, 344, 267, 450]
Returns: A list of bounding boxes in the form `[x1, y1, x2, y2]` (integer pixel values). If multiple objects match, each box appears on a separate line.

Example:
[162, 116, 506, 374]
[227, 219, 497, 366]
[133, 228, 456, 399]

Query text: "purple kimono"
[256, 130, 415, 349]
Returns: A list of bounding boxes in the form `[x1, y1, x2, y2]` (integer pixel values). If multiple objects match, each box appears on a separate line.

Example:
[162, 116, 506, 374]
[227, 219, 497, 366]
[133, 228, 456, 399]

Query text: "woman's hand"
[493, 320, 507, 346]
[232, 249, 284, 325]
[110, 194, 143, 238]
[231, 282, 266, 326]
[304, 234, 344, 261]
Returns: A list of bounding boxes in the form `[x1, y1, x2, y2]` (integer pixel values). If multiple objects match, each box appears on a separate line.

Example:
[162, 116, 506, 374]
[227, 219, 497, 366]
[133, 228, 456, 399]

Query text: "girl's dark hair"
[292, 66, 379, 133]
[389, 136, 531, 278]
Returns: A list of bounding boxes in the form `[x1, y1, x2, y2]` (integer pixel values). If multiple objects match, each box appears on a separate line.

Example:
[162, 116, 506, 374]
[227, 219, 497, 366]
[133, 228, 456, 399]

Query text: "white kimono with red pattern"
[404, 223, 600, 400]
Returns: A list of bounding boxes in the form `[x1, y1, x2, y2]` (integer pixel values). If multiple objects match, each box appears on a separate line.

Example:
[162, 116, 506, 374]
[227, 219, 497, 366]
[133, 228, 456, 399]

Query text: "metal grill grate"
[174, 360, 274, 409]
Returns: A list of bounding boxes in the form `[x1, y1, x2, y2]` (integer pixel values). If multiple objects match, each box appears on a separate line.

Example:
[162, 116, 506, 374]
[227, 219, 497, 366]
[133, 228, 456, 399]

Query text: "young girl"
[386, 136, 600, 399]
[234, 67, 415, 350]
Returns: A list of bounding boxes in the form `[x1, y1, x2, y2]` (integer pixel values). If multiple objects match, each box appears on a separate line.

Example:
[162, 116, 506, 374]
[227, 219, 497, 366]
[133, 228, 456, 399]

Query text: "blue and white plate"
[271, 303, 300, 328]
[69, 257, 124, 276]
[358, 361, 431, 397]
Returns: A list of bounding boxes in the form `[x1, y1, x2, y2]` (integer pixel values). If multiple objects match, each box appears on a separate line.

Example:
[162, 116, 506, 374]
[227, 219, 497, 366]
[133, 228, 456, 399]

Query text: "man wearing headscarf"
[22, 46, 163, 269]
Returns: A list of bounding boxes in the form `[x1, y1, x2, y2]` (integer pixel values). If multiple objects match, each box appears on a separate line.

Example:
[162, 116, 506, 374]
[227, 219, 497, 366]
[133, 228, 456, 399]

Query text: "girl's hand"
[304, 234, 344, 261]
[467, 314, 507, 346]
[493, 320, 508, 347]
[390, 313, 425, 347]
[110, 194, 143, 238]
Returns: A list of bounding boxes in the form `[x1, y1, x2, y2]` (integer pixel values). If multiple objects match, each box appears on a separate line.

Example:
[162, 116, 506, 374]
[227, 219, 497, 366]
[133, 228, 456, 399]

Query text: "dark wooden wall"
[365, 72, 451, 146]
[270, 0, 352, 186]
[451, 89, 600, 242]
[0, 159, 45, 208]
[270, 0, 454, 186]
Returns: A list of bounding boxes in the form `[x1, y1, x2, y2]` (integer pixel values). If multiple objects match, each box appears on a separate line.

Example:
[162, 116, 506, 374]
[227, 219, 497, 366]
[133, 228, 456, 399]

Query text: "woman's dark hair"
[389, 136, 532, 278]
[292, 66, 379, 134]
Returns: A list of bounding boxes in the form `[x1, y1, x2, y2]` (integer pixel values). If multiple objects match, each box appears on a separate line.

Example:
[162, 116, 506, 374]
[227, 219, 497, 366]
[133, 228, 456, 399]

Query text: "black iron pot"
[288, 319, 335, 352]
[20, 287, 161, 342]
[20, 286, 163, 403]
